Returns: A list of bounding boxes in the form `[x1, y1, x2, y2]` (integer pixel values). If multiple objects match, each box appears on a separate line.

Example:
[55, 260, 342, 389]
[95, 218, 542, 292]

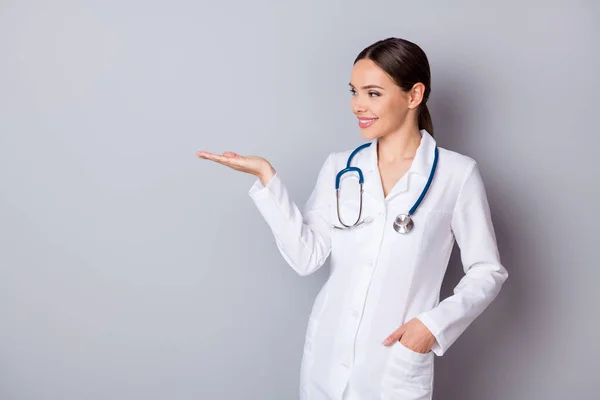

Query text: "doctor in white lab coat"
[197, 37, 508, 400]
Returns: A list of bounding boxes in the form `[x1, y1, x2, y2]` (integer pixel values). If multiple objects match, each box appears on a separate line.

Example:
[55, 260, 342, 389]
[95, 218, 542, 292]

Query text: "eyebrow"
[349, 83, 386, 90]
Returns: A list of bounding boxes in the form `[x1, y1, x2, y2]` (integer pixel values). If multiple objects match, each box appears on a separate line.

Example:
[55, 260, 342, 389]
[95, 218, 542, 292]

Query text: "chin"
[359, 129, 380, 141]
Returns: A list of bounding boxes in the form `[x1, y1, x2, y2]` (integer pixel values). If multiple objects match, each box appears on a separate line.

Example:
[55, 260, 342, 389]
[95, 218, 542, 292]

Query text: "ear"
[407, 82, 426, 110]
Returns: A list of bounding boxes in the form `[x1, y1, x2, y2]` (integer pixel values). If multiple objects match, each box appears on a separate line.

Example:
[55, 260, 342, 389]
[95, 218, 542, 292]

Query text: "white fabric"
[248, 130, 508, 399]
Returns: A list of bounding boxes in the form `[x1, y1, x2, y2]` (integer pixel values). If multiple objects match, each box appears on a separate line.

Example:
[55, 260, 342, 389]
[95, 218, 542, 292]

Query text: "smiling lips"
[358, 117, 378, 129]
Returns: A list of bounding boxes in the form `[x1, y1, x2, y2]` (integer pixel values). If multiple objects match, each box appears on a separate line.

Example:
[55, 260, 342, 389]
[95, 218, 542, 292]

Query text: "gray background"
[0, 1, 598, 399]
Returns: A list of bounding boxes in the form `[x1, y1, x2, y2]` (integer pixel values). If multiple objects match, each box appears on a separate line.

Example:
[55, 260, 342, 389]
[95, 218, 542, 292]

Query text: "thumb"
[382, 323, 408, 346]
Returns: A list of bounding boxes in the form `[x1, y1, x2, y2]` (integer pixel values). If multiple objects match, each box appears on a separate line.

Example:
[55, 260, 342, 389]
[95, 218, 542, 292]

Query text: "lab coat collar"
[366, 129, 436, 177]
[363, 129, 436, 201]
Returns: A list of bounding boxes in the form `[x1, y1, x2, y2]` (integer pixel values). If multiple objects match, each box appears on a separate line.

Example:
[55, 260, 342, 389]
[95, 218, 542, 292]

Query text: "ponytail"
[418, 104, 434, 137]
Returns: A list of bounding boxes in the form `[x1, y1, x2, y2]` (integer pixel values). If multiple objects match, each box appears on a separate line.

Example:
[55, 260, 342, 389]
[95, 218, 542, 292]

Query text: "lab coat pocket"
[333, 199, 362, 227]
[382, 341, 434, 394]
[300, 287, 330, 393]
[331, 199, 370, 246]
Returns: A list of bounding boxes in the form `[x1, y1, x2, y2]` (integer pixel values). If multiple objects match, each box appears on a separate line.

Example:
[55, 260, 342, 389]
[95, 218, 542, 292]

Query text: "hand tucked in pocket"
[382, 317, 436, 354]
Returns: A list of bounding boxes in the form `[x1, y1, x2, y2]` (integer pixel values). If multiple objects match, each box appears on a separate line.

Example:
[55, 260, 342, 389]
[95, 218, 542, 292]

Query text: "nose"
[351, 97, 367, 115]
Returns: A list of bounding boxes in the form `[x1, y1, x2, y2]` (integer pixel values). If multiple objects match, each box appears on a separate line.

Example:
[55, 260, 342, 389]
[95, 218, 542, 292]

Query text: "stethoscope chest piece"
[393, 214, 414, 234]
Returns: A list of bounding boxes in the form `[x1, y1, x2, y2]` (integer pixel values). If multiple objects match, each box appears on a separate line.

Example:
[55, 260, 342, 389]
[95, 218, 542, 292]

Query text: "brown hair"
[354, 37, 433, 137]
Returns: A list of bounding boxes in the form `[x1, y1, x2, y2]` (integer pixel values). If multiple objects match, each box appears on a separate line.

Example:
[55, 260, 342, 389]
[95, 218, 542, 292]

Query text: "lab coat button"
[352, 310, 359, 318]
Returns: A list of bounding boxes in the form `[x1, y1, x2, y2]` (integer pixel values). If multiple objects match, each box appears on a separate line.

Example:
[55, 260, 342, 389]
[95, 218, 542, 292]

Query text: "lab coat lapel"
[386, 129, 436, 202]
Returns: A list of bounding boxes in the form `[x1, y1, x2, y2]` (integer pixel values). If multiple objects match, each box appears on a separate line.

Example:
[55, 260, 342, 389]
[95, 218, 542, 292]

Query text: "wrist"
[258, 164, 275, 186]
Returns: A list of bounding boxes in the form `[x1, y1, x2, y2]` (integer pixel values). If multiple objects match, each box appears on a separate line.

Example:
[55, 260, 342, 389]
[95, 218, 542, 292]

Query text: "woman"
[197, 37, 508, 400]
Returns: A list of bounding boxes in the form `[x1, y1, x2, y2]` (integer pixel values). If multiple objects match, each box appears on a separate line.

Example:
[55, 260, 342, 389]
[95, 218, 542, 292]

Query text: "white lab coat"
[248, 129, 508, 400]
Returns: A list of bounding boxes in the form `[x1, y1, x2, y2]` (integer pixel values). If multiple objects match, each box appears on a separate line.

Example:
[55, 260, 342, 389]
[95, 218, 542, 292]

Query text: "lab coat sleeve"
[415, 161, 508, 356]
[247, 154, 334, 276]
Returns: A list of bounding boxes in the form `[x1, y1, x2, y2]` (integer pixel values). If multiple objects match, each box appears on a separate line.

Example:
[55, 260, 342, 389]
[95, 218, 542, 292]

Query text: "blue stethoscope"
[333, 142, 439, 233]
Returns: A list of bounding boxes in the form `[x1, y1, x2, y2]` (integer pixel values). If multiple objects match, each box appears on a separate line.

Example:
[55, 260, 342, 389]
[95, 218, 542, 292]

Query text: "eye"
[349, 88, 380, 97]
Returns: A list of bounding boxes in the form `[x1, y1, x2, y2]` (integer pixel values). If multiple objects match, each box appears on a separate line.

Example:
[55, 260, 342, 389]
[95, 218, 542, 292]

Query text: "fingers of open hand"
[197, 151, 244, 168]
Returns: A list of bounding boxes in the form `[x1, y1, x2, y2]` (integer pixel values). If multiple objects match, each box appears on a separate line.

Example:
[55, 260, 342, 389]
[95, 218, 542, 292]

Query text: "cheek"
[378, 100, 407, 129]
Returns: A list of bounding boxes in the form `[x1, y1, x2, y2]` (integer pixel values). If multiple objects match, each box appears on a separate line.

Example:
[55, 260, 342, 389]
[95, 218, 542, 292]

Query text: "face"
[349, 58, 419, 140]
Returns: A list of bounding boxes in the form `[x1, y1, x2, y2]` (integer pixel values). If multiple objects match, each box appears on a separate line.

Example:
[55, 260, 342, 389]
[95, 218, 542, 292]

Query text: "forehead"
[350, 59, 395, 87]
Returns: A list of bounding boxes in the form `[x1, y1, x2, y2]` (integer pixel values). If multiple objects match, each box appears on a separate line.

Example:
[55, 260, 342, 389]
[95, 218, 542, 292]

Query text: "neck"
[377, 126, 422, 164]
